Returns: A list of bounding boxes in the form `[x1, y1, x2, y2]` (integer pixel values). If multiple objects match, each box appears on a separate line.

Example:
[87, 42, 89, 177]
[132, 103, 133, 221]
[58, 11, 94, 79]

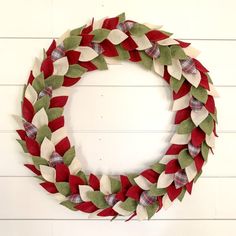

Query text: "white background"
[0, 0, 236, 235]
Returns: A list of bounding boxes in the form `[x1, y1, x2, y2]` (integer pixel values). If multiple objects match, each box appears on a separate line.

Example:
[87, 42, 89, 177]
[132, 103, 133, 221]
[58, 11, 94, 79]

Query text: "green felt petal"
[210, 109, 218, 123]
[76, 171, 87, 184]
[110, 177, 121, 193]
[91, 55, 108, 70]
[191, 86, 208, 104]
[34, 95, 50, 113]
[66, 64, 87, 78]
[178, 149, 194, 169]
[199, 115, 214, 135]
[55, 182, 71, 196]
[115, 45, 130, 60]
[63, 36, 82, 51]
[127, 174, 138, 186]
[170, 76, 185, 93]
[178, 188, 186, 202]
[16, 139, 28, 153]
[63, 146, 75, 166]
[146, 203, 158, 220]
[148, 185, 166, 196]
[117, 12, 126, 23]
[70, 25, 86, 36]
[139, 51, 153, 69]
[158, 45, 172, 65]
[194, 170, 202, 183]
[92, 29, 110, 43]
[32, 156, 49, 170]
[129, 23, 150, 36]
[201, 142, 209, 161]
[60, 200, 77, 211]
[87, 191, 109, 209]
[45, 75, 64, 89]
[177, 118, 195, 134]
[170, 45, 187, 59]
[120, 197, 137, 212]
[47, 108, 64, 121]
[36, 125, 52, 144]
[32, 73, 45, 94]
[151, 162, 166, 174]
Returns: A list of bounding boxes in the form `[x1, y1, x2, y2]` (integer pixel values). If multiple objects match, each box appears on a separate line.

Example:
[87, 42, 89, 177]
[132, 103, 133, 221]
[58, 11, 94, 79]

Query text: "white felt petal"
[40, 165, 56, 183]
[25, 84, 38, 105]
[52, 86, 70, 97]
[31, 108, 48, 129]
[183, 46, 201, 58]
[182, 70, 201, 88]
[88, 209, 104, 219]
[93, 17, 106, 29]
[171, 133, 191, 145]
[53, 193, 67, 202]
[134, 175, 152, 190]
[107, 29, 128, 45]
[100, 175, 112, 195]
[69, 157, 81, 175]
[79, 185, 94, 202]
[40, 137, 55, 161]
[57, 30, 70, 45]
[131, 35, 152, 50]
[162, 193, 173, 210]
[104, 57, 122, 65]
[157, 172, 174, 188]
[51, 127, 67, 145]
[32, 57, 41, 77]
[153, 59, 164, 77]
[159, 155, 177, 164]
[191, 106, 209, 126]
[136, 204, 148, 220]
[158, 38, 179, 46]
[208, 83, 219, 97]
[53, 57, 69, 76]
[75, 46, 98, 61]
[185, 162, 198, 182]
[143, 23, 162, 29]
[206, 132, 215, 148]
[172, 93, 191, 111]
[113, 201, 133, 216]
[167, 59, 182, 80]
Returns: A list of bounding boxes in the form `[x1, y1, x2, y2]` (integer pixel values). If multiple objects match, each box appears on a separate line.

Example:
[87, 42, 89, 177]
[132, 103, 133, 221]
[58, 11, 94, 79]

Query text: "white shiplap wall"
[0, 0, 236, 235]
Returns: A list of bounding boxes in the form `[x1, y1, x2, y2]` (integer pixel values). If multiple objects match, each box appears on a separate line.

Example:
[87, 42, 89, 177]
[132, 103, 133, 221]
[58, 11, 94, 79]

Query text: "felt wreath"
[16, 13, 218, 220]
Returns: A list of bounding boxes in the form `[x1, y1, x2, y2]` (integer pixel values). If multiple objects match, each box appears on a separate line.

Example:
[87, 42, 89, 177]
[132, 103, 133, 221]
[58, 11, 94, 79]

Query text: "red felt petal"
[173, 82, 191, 100]
[89, 174, 100, 190]
[80, 34, 94, 46]
[129, 50, 141, 62]
[97, 207, 118, 217]
[126, 185, 143, 201]
[102, 17, 119, 30]
[69, 175, 85, 194]
[199, 72, 210, 90]
[191, 128, 205, 146]
[40, 57, 54, 78]
[120, 175, 132, 191]
[186, 181, 193, 194]
[163, 67, 170, 83]
[157, 196, 163, 210]
[193, 58, 209, 73]
[141, 169, 159, 183]
[40, 182, 58, 193]
[101, 39, 119, 57]
[78, 61, 97, 71]
[16, 129, 26, 140]
[175, 39, 191, 48]
[25, 137, 40, 156]
[121, 37, 138, 51]
[63, 76, 81, 87]
[24, 164, 41, 175]
[165, 159, 181, 174]
[46, 40, 56, 57]
[75, 201, 98, 213]
[27, 71, 34, 85]
[56, 163, 70, 182]
[55, 137, 71, 156]
[205, 95, 215, 113]
[65, 50, 81, 64]
[22, 97, 34, 122]
[167, 184, 182, 201]
[194, 154, 204, 172]
[166, 144, 187, 155]
[50, 96, 68, 108]
[146, 30, 169, 41]
[48, 116, 65, 132]
[175, 107, 191, 124]
[81, 19, 94, 34]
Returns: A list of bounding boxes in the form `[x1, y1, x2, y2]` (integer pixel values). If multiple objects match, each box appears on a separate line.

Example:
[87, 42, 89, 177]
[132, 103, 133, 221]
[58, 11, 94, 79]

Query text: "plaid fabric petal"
[117, 21, 135, 32]
[38, 86, 52, 99]
[189, 97, 203, 111]
[49, 151, 63, 167]
[51, 44, 65, 62]
[104, 194, 118, 206]
[23, 121, 37, 139]
[174, 170, 188, 189]
[139, 191, 156, 207]
[180, 57, 197, 74]
[91, 42, 104, 54]
[188, 142, 200, 157]
[68, 194, 82, 204]
[145, 43, 160, 58]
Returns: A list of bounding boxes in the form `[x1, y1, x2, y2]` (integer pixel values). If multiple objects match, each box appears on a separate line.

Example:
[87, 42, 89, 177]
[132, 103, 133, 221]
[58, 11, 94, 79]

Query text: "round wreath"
[16, 13, 218, 220]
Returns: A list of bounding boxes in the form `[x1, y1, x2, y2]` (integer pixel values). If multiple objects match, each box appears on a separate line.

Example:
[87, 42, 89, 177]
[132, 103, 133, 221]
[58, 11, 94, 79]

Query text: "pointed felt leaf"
[40, 165, 56, 183]
[32, 108, 48, 129]
[191, 86, 208, 104]
[170, 76, 185, 93]
[63, 36, 82, 50]
[178, 149, 194, 169]
[92, 29, 110, 42]
[139, 51, 153, 69]
[157, 172, 174, 188]
[148, 185, 166, 196]
[199, 115, 214, 135]
[91, 55, 108, 70]
[107, 29, 128, 45]
[136, 204, 148, 220]
[47, 108, 64, 121]
[32, 73, 45, 93]
[167, 59, 182, 80]
[110, 177, 121, 193]
[76, 46, 98, 61]
[60, 200, 76, 211]
[32, 156, 49, 170]
[45, 75, 64, 89]
[25, 84, 38, 105]
[191, 106, 209, 126]
[79, 185, 94, 201]
[100, 175, 112, 195]
[177, 118, 195, 134]
[158, 45, 172, 65]
[87, 191, 109, 209]
[34, 95, 50, 112]
[65, 64, 87, 78]
[119, 197, 137, 212]
[40, 137, 55, 161]
[170, 45, 187, 59]
[63, 146, 75, 165]
[129, 23, 150, 36]
[36, 125, 51, 144]
[146, 203, 158, 219]
[201, 142, 209, 161]
[53, 57, 69, 76]
[55, 182, 70, 196]
[151, 162, 166, 174]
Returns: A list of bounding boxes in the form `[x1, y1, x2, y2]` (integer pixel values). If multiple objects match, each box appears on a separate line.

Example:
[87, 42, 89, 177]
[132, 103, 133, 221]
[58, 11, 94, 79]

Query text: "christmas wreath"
[16, 13, 218, 220]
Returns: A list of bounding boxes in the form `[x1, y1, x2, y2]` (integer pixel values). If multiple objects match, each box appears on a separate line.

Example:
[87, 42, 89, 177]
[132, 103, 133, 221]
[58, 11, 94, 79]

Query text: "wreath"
[16, 13, 218, 220]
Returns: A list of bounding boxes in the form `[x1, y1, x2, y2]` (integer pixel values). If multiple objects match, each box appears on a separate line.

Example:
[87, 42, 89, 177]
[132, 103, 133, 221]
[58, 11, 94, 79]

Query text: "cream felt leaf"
[185, 162, 198, 182]
[51, 127, 67, 145]
[32, 57, 41, 77]
[153, 59, 164, 77]
[104, 57, 122, 65]
[113, 201, 133, 216]
[143, 22, 162, 29]
[100, 175, 112, 195]
[183, 46, 201, 58]
[167, 59, 182, 80]
[88, 209, 104, 219]
[182, 70, 201, 88]
[53, 57, 69, 76]
[40, 137, 55, 161]
[75, 46, 98, 62]
[107, 29, 128, 45]
[159, 155, 177, 164]
[136, 204, 148, 220]
[79, 185, 94, 202]
[157, 172, 174, 188]
[57, 30, 71, 46]
[52, 86, 70, 97]
[191, 106, 209, 126]
[53, 193, 67, 202]
[32, 108, 48, 129]
[162, 193, 173, 209]
[158, 38, 179, 46]
[134, 175, 152, 190]
[131, 35, 152, 50]
[69, 157, 81, 175]
[208, 83, 220, 97]
[25, 84, 38, 105]
[40, 165, 56, 183]
[206, 132, 215, 148]
[171, 133, 191, 145]
[93, 17, 106, 30]
[172, 93, 191, 111]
